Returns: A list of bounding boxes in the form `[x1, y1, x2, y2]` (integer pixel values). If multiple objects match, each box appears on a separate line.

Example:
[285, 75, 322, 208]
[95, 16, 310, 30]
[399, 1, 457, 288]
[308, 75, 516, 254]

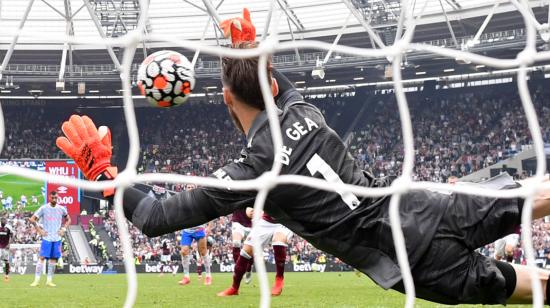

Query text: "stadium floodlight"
[56, 80, 65, 91]
[311, 67, 325, 80]
[78, 82, 86, 95]
[311, 58, 325, 80]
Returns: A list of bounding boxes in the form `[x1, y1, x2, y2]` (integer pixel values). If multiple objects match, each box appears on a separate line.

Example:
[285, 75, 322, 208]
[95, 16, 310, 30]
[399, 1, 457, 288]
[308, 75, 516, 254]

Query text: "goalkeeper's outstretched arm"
[55, 115, 248, 238]
[118, 186, 229, 237]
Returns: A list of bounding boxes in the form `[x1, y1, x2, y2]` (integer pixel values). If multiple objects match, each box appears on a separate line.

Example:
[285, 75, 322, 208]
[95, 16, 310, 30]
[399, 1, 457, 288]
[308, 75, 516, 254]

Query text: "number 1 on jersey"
[306, 154, 360, 210]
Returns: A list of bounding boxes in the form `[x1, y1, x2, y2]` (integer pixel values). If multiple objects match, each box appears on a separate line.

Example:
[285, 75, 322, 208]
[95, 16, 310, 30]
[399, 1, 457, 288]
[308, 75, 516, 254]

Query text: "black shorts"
[392, 192, 523, 305]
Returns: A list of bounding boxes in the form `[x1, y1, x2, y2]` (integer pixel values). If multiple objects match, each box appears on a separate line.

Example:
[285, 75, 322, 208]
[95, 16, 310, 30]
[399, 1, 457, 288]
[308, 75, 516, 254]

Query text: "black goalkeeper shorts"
[392, 191, 523, 305]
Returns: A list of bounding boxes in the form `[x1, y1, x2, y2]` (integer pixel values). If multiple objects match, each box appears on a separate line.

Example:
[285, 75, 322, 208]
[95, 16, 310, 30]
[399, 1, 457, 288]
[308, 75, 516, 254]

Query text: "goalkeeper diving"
[55, 9, 550, 306]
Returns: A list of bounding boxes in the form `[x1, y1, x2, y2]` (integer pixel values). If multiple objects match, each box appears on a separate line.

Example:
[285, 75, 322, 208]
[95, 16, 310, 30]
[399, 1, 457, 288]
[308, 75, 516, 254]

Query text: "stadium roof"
[0, 0, 549, 97]
[0, 0, 543, 48]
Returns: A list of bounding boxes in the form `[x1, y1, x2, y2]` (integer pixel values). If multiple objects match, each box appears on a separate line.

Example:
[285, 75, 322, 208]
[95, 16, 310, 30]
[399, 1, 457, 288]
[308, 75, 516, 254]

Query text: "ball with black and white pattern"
[137, 50, 195, 108]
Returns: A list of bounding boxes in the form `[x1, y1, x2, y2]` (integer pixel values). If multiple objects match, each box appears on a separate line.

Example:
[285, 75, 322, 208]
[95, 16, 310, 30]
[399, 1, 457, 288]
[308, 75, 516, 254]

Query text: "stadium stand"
[2, 82, 550, 268]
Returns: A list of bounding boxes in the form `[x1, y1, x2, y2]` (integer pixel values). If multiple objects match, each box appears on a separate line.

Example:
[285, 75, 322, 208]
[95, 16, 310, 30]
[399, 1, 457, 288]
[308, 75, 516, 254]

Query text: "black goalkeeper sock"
[547, 273, 550, 306]
[495, 260, 516, 299]
[3, 261, 8, 275]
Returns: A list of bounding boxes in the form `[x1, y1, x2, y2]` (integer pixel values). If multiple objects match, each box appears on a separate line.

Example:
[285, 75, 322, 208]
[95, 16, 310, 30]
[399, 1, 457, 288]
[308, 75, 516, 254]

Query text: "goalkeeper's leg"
[494, 177, 550, 304]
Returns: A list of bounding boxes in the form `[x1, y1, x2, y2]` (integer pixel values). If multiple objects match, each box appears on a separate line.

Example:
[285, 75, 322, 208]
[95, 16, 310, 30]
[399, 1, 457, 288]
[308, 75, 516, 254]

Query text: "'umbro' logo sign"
[57, 186, 68, 194]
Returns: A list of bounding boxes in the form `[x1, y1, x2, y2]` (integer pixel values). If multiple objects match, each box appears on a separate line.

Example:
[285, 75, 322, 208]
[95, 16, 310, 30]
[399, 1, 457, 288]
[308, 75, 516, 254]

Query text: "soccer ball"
[137, 50, 195, 108]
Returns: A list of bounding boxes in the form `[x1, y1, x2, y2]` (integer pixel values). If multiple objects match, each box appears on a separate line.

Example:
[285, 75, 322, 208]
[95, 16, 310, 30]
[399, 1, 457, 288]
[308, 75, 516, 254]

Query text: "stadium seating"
[2, 83, 550, 266]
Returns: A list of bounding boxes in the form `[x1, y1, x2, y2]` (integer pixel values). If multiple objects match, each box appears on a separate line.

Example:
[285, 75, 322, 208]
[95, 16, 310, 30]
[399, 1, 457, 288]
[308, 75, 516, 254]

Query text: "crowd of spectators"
[102, 210, 338, 268]
[0, 105, 68, 160]
[348, 84, 550, 182]
[103, 210, 184, 264]
[3, 211, 41, 244]
[103, 209, 248, 265]
[478, 218, 550, 267]
[136, 103, 244, 177]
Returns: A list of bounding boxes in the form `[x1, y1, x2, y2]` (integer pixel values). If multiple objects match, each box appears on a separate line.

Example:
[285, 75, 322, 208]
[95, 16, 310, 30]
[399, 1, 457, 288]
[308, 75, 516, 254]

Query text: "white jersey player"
[29, 191, 71, 287]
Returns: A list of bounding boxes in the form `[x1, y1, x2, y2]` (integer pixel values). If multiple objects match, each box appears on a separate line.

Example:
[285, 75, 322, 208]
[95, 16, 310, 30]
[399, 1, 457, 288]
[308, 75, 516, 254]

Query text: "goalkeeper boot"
[178, 276, 190, 285]
[3, 275, 8, 282]
[271, 276, 284, 296]
[217, 286, 239, 297]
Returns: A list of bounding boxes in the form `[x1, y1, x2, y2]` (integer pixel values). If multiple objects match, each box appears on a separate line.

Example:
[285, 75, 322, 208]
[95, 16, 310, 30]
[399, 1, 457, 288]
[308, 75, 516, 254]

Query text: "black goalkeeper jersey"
[123, 81, 449, 289]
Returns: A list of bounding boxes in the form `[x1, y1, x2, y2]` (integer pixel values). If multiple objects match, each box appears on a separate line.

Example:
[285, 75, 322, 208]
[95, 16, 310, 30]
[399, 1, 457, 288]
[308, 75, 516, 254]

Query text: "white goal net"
[1, 0, 550, 307]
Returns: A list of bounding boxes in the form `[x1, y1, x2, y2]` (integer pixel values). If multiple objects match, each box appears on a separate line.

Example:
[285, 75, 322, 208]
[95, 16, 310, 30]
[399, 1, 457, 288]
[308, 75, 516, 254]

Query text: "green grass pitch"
[0, 273, 531, 308]
[0, 173, 45, 213]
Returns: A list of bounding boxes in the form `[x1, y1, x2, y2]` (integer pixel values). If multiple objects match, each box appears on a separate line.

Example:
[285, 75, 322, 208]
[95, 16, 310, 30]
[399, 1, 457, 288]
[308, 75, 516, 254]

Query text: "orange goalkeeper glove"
[56, 115, 117, 195]
[220, 8, 256, 45]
